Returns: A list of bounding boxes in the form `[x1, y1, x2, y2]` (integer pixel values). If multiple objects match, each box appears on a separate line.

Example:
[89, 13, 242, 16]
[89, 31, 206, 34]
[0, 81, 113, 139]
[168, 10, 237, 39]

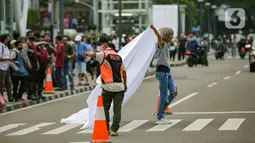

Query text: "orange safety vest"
[100, 50, 123, 84]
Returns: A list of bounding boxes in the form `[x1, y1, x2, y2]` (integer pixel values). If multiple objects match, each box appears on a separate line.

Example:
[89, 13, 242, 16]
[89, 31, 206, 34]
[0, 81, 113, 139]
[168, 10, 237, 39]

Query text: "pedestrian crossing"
[0, 118, 250, 136]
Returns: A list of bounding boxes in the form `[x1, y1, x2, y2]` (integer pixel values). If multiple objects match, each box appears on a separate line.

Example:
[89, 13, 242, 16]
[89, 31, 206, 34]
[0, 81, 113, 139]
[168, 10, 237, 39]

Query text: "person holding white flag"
[83, 34, 127, 137]
[150, 25, 178, 124]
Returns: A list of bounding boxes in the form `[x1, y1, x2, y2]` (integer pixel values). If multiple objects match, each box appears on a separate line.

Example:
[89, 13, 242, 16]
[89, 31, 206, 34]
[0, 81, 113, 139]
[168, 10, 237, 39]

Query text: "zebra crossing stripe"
[77, 127, 93, 134]
[118, 120, 148, 132]
[0, 123, 26, 133]
[42, 124, 82, 135]
[69, 142, 90, 143]
[183, 119, 213, 131]
[218, 118, 245, 131]
[146, 119, 182, 132]
[6, 123, 55, 136]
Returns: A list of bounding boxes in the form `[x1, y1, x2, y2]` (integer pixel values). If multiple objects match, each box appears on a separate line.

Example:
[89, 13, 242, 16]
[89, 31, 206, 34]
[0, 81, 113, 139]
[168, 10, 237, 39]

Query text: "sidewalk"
[0, 61, 186, 113]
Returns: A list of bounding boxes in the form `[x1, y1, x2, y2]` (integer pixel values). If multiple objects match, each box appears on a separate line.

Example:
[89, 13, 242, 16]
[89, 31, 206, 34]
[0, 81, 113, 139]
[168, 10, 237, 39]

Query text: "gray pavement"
[1, 53, 255, 143]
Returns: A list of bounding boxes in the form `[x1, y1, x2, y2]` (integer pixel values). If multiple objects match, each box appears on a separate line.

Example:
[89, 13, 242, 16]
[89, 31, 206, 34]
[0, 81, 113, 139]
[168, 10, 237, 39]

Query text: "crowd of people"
[0, 30, 133, 104]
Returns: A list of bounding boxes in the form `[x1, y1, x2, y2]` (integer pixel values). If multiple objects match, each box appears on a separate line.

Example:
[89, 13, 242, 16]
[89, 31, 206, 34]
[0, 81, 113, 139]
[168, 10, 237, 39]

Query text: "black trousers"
[37, 66, 46, 96]
[178, 48, 185, 61]
[12, 76, 26, 100]
[26, 62, 38, 99]
[102, 89, 124, 132]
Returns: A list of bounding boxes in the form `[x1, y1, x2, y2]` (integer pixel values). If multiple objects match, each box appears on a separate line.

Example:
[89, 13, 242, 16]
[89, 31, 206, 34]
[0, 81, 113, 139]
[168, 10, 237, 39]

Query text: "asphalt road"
[0, 54, 255, 143]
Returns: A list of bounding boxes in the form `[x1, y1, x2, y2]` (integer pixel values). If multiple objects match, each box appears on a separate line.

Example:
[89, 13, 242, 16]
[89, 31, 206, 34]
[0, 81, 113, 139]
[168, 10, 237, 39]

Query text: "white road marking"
[168, 92, 198, 108]
[224, 76, 231, 80]
[42, 124, 81, 135]
[235, 70, 241, 75]
[183, 119, 213, 131]
[244, 65, 249, 68]
[6, 123, 55, 136]
[0, 123, 26, 133]
[218, 118, 245, 131]
[173, 111, 255, 115]
[118, 120, 148, 132]
[146, 119, 182, 132]
[144, 75, 155, 80]
[207, 82, 218, 87]
[0, 91, 91, 117]
[77, 127, 93, 134]
[69, 142, 90, 143]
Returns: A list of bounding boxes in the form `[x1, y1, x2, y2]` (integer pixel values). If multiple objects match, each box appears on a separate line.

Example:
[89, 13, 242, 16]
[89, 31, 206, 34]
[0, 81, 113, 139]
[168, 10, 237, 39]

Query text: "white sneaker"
[156, 117, 171, 124]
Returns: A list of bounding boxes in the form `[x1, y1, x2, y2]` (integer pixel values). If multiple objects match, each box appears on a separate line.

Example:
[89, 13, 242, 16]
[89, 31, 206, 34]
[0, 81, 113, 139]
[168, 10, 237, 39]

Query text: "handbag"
[0, 93, 6, 107]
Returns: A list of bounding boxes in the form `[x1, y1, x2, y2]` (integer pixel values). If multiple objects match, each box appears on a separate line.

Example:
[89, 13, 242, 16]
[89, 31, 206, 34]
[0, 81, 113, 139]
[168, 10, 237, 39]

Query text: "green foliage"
[27, 9, 39, 25]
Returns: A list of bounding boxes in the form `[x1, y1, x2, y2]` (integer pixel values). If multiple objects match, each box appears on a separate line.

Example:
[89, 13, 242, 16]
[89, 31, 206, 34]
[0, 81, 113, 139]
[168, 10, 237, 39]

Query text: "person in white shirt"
[0, 34, 14, 102]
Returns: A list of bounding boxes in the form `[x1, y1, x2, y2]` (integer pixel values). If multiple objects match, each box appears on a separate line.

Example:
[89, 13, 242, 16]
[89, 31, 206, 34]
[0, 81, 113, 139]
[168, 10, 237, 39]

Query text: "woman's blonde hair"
[159, 27, 174, 42]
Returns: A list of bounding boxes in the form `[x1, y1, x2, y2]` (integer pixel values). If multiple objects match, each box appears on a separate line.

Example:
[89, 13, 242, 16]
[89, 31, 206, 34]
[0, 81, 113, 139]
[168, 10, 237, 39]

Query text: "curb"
[0, 62, 186, 113]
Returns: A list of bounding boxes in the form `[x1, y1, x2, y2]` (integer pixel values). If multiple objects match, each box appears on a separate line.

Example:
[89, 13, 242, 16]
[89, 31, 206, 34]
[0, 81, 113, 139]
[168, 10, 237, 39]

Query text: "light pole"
[205, 2, 211, 51]
[75, 0, 99, 32]
[197, 0, 204, 36]
[59, 0, 64, 36]
[177, 0, 180, 38]
[211, 5, 217, 39]
[118, 0, 122, 49]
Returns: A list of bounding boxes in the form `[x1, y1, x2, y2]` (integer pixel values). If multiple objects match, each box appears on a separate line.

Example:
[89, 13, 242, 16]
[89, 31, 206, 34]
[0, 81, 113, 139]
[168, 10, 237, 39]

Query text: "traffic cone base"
[44, 68, 54, 94]
[91, 96, 111, 143]
[153, 95, 173, 115]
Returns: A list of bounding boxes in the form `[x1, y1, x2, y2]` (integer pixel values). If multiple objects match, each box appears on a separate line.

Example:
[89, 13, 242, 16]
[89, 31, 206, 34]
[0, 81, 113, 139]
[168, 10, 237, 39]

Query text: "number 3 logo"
[225, 8, 245, 29]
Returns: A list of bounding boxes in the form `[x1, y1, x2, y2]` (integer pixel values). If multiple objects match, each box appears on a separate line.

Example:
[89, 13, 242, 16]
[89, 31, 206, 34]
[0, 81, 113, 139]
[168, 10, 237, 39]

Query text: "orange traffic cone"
[44, 68, 54, 94]
[91, 96, 111, 143]
[153, 95, 172, 115]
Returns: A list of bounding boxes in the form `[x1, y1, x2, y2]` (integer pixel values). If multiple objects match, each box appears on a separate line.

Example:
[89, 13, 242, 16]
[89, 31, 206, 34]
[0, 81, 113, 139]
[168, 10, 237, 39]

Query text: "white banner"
[60, 27, 158, 129]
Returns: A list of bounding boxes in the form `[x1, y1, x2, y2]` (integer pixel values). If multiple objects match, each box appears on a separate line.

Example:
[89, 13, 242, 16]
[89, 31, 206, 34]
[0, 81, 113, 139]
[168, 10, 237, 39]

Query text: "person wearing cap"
[74, 35, 90, 86]
[83, 34, 127, 136]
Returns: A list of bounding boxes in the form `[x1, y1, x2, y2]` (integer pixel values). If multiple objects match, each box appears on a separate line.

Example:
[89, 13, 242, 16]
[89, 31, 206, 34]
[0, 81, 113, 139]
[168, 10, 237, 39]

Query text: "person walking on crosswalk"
[83, 34, 127, 136]
[150, 25, 178, 124]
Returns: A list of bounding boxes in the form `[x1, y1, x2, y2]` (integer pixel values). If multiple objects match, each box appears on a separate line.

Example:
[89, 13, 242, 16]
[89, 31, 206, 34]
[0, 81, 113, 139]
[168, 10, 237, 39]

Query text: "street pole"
[207, 7, 210, 51]
[9, 0, 14, 35]
[118, 0, 122, 49]
[189, 3, 192, 33]
[199, 2, 203, 35]
[177, 0, 180, 38]
[59, 0, 64, 37]
[93, 0, 99, 32]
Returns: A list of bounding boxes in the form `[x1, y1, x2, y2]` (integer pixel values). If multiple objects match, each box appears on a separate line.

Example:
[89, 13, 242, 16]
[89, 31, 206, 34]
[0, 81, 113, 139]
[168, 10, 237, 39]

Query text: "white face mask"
[97, 45, 103, 51]
[97, 44, 106, 51]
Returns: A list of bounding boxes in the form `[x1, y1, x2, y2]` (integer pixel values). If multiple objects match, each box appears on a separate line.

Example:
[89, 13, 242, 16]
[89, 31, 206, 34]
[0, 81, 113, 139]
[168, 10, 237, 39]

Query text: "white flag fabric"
[60, 27, 158, 129]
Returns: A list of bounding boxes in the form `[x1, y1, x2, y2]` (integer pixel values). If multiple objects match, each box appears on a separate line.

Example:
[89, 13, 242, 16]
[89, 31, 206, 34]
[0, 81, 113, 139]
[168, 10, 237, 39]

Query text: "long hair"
[159, 27, 174, 42]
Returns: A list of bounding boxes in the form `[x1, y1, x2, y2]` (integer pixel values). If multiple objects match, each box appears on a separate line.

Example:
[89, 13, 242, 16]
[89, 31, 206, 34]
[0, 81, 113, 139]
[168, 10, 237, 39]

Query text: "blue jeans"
[232, 44, 237, 57]
[63, 61, 74, 89]
[56, 67, 64, 89]
[156, 72, 176, 120]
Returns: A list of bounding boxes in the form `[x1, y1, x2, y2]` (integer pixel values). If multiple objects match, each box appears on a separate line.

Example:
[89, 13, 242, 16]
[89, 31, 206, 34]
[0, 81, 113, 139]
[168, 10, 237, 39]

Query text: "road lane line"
[77, 128, 93, 134]
[42, 124, 81, 135]
[146, 119, 182, 132]
[244, 65, 249, 68]
[207, 82, 218, 87]
[0, 91, 92, 117]
[235, 70, 241, 75]
[6, 123, 55, 136]
[69, 142, 90, 143]
[168, 92, 198, 108]
[224, 76, 231, 80]
[173, 111, 255, 115]
[0, 123, 26, 133]
[118, 120, 148, 132]
[183, 119, 213, 131]
[218, 118, 245, 131]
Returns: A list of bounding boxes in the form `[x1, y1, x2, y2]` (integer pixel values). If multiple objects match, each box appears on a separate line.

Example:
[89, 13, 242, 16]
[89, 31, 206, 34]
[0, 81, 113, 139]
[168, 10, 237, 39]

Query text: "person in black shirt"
[178, 33, 187, 61]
